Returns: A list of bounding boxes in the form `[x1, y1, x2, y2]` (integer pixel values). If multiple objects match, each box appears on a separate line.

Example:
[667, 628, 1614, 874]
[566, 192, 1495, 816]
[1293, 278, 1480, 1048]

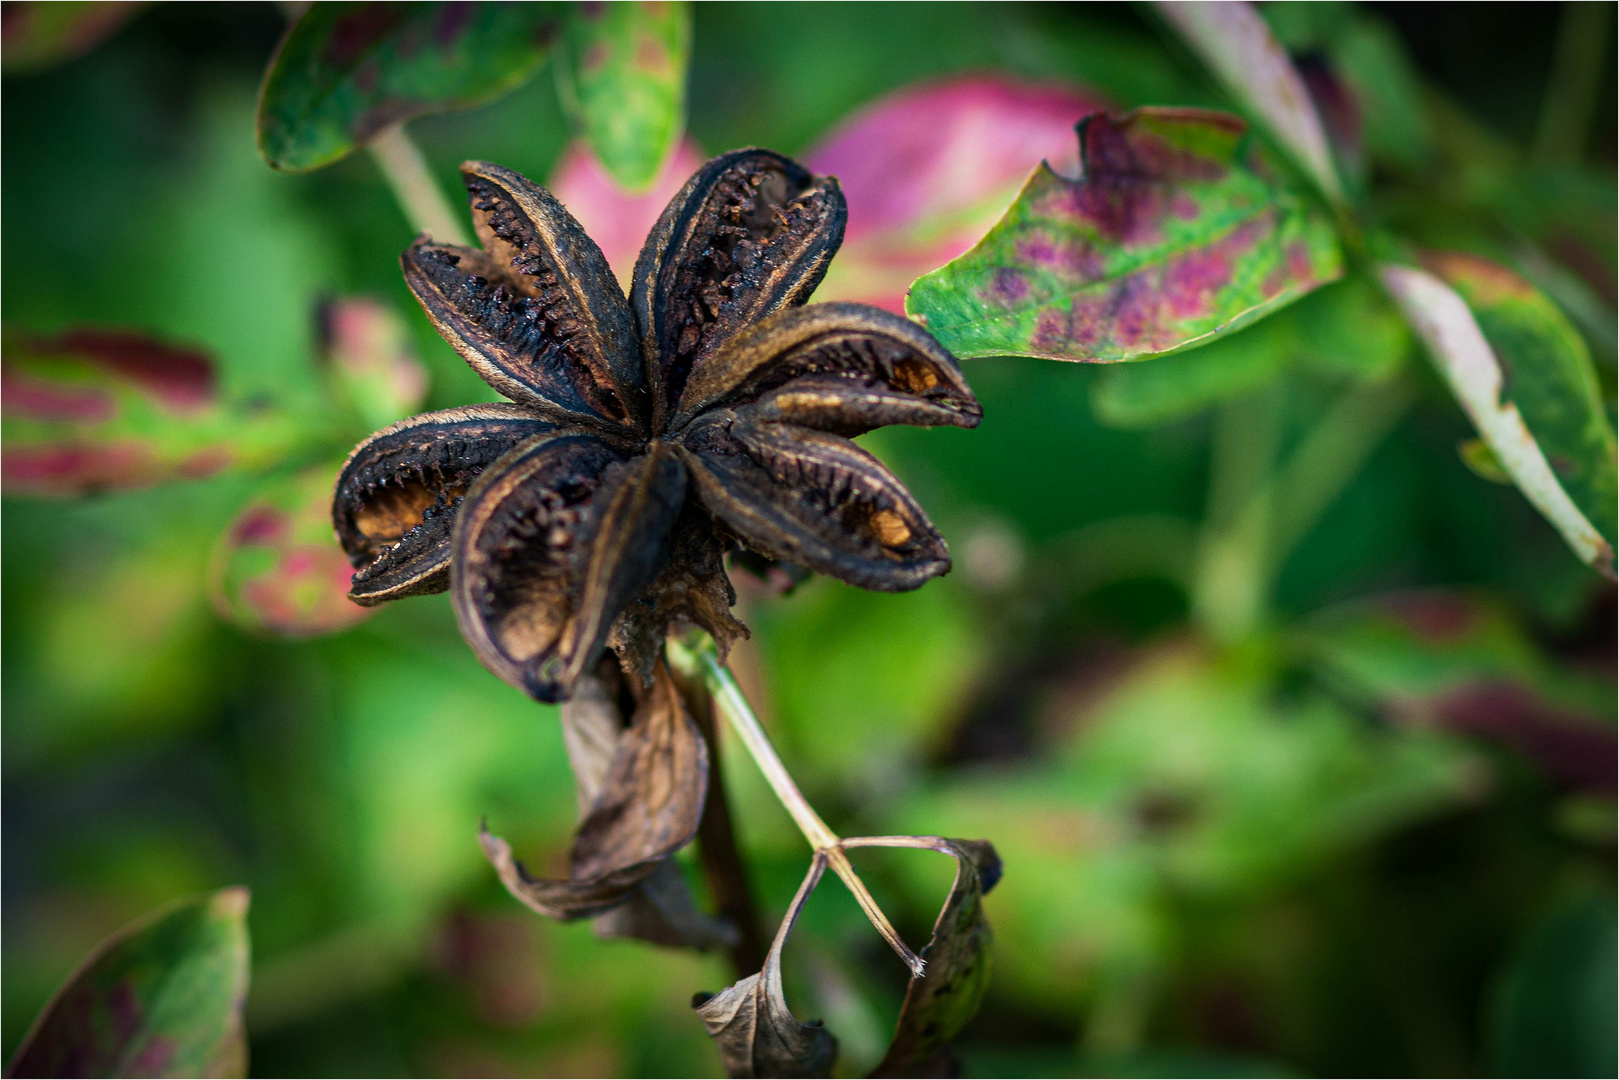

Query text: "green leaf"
[1153, 1, 1345, 207]
[318, 297, 429, 432]
[1, 328, 307, 496]
[7, 888, 251, 1079]
[0, 1, 143, 73]
[1381, 256, 1618, 577]
[256, 2, 566, 172]
[556, 0, 692, 192]
[1297, 590, 1615, 790]
[907, 108, 1343, 363]
[868, 839, 1001, 1078]
[210, 462, 372, 638]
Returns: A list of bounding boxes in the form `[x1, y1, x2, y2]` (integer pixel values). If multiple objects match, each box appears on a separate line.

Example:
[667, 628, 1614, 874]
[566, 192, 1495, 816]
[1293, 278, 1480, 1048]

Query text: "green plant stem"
[367, 123, 469, 246]
[1194, 375, 1416, 643]
[1533, 1, 1610, 166]
[667, 633, 927, 977]
[1193, 382, 1284, 642]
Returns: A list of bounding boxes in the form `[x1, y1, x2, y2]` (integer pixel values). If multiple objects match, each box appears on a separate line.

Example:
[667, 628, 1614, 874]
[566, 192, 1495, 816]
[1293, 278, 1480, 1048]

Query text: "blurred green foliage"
[3, 3, 1614, 1078]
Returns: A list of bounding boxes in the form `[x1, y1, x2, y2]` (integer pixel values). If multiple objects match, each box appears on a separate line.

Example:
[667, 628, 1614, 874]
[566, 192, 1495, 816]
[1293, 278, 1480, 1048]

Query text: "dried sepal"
[678, 418, 950, 591]
[864, 838, 1002, 1078]
[481, 662, 709, 918]
[695, 854, 838, 1079]
[450, 435, 686, 702]
[332, 404, 557, 605]
[673, 303, 981, 433]
[632, 149, 848, 425]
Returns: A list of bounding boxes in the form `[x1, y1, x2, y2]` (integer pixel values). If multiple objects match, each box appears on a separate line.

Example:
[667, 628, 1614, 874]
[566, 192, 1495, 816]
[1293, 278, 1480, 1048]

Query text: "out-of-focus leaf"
[805, 76, 1106, 314]
[1, 329, 304, 496]
[1380, 259, 1617, 577]
[0, 1, 142, 73]
[482, 663, 709, 919]
[256, 2, 565, 172]
[888, 644, 1481, 1010]
[868, 839, 1001, 1078]
[907, 109, 1342, 363]
[695, 856, 837, 1079]
[1492, 887, 1619, 1078]
[1154, 1, 1345, 207]
[1298, 590, 1617, 792]
[318, 297, 429, 432]
[7, 887, 251, 1079]
[1291, 272, 1412, 380]
[550, 137, 707, 286]
[209, 461, 371, 638]
[1261, 3, 1435, 174]
[555, 0, 692, 192]
[1091, 312, 1294, 428]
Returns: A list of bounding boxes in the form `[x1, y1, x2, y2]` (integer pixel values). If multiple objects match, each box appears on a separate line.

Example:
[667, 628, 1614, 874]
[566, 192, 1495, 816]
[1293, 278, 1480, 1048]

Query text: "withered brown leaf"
[867, 839, 1002, 1079]
[333, 150, 981, 704]
[480, 662, 708, 919]
[695, 855, 838, 1079]
[555, 659, 736, 950]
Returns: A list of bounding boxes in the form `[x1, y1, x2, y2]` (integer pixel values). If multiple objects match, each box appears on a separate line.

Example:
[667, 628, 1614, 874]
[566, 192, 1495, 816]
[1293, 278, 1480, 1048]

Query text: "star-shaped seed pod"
[333, 150, 981, 704]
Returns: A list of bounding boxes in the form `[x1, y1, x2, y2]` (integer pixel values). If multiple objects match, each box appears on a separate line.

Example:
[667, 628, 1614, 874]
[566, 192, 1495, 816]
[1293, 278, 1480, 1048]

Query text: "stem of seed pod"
[668, 632, 927, 978]
[368, 123, 470, 246]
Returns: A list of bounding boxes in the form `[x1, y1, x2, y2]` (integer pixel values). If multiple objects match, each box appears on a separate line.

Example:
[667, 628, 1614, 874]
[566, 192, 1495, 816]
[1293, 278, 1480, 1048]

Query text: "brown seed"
[869, 508, 912, 547]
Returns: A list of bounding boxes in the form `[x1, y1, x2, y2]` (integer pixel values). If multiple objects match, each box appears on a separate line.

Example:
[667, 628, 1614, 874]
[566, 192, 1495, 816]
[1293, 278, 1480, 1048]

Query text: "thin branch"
[666, 632, 927, 977]
[367, 123, 470, 246]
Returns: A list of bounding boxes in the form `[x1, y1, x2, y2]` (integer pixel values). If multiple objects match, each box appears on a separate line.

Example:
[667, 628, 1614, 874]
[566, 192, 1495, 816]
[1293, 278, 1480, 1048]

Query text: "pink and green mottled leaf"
[319, 297, 429, 432]
[1092, 273, 1411, 428]
[256, 2, 566, 172]
[907, 108, 1343, 362]
[555, 1, 691, 192]
[1381, 258, 1616, 577]
[1299, 591, 1616, 792]
[7, 888, 251, 1079]
[1, 1, 143, 74]
[211, 462, 371, 638]
[1154, 1, 1345, 207]
[550, 137, 706, 285]
[806, 76, 1107, 314]
[2, 329, 304, 497]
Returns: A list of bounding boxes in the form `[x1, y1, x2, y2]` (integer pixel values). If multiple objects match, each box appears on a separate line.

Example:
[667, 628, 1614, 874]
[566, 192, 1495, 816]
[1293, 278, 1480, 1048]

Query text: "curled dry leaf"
[695, 855, 838, 1079]
[2, 328, 299, 496]
[211, 461, 371, 637]
[256, 2, 566, 172]
[481, 662, 710, 920]
[318, 296, 429, 432]
[558, 661, 736, 950]
[865, 839, 1002, 1078]
[6, 887, 251, 1080]
[1380, 260, 1617, 578]
[907, 108, 1342, 363]
[335, 152, 979, 704]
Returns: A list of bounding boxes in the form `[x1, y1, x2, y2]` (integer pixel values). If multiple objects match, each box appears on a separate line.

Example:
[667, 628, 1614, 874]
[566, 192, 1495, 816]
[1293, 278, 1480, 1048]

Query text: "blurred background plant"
[2, 2, 1613, 1077]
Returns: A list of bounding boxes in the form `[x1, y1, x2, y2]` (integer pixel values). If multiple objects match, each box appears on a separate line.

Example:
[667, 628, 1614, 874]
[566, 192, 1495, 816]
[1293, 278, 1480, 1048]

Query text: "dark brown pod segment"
[333, 404, 559, 605]
[630, 149, 848, 428]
